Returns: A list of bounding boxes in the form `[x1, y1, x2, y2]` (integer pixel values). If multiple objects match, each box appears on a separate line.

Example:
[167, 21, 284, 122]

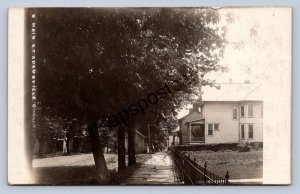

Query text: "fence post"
[204, 161, 207, 184]
[225, 171, 230, 184]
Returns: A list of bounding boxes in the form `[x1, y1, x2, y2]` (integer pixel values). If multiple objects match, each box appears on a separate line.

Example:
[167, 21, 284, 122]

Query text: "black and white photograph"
[8, 7, 291, 185]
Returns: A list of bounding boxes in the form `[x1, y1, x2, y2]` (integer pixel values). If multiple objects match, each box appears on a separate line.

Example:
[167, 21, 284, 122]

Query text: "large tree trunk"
[128, 126, 136, 166]
[118, 128, 126, 171]
[87, 119, 109, 183]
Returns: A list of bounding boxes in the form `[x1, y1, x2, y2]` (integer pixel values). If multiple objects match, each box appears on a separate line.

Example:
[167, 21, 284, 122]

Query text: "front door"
[190, 124, 205, 143]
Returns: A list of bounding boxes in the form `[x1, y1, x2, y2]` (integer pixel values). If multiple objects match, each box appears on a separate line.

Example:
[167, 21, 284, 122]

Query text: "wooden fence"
[170, 148, 230, 185]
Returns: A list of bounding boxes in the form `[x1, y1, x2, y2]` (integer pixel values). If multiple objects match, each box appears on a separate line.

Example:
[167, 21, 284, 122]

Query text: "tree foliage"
[35, 8, 225, 121]
[32, 8, 226, 182]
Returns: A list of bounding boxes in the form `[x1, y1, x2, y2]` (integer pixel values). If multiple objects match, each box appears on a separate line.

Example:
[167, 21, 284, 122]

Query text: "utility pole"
[148, 123, 151, 153]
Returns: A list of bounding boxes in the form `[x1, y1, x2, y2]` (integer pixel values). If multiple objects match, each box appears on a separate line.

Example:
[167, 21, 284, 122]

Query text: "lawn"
[187, 149, 263, 179]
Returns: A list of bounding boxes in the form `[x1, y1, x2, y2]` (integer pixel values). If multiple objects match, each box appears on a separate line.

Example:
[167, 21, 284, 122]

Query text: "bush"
[249, 142, 263, 150]
[237, 142, 251, 152]
[171, 142, 263, 152]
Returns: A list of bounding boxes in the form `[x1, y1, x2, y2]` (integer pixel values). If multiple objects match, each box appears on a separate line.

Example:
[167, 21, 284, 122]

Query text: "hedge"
[170, 142, 263, 152]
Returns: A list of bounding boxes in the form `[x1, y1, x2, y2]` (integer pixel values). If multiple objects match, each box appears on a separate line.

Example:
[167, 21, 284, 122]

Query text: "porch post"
[189, 123, 191, 143]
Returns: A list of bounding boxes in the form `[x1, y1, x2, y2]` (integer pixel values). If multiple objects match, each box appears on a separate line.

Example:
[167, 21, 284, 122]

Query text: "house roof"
[178, 109, 202, 122]
[135, 130, 146, 138]
[201, 83, 263, 102]
[185, 119, 205, 125]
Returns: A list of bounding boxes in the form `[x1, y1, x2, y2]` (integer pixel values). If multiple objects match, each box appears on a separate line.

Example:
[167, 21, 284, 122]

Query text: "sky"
[177, 7, 292, 119]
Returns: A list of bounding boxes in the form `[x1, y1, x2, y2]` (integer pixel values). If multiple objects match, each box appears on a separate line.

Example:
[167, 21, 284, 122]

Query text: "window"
[233, 109, 237, 119]
[248, 104, 253, 117]
[214, 124, 219, 131]
[207, 124, 219, 136]
[248, 124, 254, 138]
[241, 106, 245, 117]
[241, 124, 245, 139]
[208, 124, 213, 136]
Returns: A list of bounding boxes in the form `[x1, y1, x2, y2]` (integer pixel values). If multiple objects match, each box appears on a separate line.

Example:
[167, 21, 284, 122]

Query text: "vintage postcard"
[8, 7, 291, 185]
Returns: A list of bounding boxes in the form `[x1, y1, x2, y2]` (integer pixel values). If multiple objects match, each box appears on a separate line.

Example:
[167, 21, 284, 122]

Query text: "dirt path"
[122, 151, 178, 185]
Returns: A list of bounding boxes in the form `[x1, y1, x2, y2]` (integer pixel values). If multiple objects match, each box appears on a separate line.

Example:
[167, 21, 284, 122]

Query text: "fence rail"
[170, 148, 230, 185]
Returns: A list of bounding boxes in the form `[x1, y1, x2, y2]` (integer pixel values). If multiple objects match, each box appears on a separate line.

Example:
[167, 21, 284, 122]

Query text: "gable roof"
[135, 130, 146, 138]
[201, 83, 263, 102]
[178, 109, 202, 122]
[185, 118, 205, 125]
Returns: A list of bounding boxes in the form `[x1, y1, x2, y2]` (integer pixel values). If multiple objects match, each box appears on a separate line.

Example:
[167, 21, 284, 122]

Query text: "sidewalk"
[122, 151, 177, 185]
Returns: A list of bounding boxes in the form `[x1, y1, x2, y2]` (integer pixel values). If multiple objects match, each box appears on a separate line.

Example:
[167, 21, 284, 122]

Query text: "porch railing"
[170, 148, 230, 185]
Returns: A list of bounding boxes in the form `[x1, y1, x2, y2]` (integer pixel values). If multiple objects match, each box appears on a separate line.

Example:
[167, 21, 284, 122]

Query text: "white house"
[179, 82, 263, 145]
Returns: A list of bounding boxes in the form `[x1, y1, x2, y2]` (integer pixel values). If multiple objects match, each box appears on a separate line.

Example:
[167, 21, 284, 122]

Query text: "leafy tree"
[32, 8, 226, 183]
[99, 127, 118, 153]
[33, 105, 67, 155]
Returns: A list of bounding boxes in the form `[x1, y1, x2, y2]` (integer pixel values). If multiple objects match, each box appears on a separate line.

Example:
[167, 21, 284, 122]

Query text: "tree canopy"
[32, 8, 226, 182]
[35, 8, 226, 123]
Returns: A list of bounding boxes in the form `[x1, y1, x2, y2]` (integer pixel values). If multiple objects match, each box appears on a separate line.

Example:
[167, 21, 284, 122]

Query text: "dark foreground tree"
[33, 8, 226, 182]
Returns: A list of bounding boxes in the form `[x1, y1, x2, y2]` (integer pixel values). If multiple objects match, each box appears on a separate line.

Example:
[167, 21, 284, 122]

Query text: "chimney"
[244, 80, 250, 84]
[192, 103, 199, 110]
[189, 103, 200, 113]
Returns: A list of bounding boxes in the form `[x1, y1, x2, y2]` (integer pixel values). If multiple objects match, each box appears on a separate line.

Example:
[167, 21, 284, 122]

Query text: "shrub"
[237, 142, 251, 152]
[249, 142, 263, 150]
[171, 142, 263, 152]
